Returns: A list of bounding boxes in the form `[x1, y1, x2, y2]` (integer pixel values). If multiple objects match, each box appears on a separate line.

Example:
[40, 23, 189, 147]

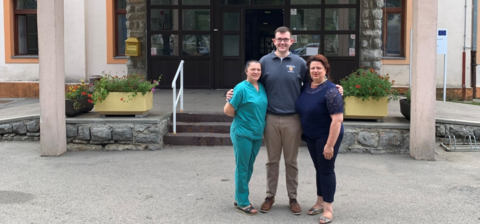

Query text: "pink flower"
[151, 88, 156, 92]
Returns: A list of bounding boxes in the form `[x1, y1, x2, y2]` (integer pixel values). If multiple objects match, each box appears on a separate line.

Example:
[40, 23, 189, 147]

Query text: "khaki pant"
[264, 114, 302, 199]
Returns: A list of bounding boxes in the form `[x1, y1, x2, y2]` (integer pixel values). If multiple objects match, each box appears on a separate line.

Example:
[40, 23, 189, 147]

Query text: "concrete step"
[173, 112, 233, 123]
[164, 132, 232, 146]
[169, 122, 231, 134]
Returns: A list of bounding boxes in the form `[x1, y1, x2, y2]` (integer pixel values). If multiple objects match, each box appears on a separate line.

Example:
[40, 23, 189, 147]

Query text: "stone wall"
[435, 121, 480, 142]
[341, 127, 409, 154]
[360, 0, 383, 70]
[126, 0, 147, 77]
[66, 120, 169, 151]
[0, 118, 40, 141]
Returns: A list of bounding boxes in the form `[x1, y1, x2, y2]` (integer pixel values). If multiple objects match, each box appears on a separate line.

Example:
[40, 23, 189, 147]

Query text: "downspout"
[463, 0, 468, 101]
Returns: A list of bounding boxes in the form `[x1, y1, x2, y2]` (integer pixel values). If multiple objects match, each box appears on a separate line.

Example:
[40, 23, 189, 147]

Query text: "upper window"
[115, 0, 127, 56]
[14, 0, 38, 55]
[381, 0, 404, 57]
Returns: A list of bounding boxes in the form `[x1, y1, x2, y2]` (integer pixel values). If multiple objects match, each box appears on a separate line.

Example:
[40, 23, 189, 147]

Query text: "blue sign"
[438, 30, 447, 36]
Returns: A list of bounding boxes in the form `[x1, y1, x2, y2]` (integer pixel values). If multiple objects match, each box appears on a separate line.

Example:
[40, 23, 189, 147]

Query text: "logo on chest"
[286, 65, 296, 73]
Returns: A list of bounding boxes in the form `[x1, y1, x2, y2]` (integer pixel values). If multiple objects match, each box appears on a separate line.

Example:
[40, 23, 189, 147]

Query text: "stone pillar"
[126, 0, 147, 77]
[360, 0, 383, 70]
[409, 0, 437, 160]
[38, 0, 67, 156]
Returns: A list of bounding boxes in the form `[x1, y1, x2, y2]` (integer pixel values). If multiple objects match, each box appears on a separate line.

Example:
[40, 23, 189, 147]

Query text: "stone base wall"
[0, 118, 40, 141]
[341, 127, 409, 154]
[0, 116, 170, 151]
[66, 120, 169, 151]
[435, 121, 480, 142]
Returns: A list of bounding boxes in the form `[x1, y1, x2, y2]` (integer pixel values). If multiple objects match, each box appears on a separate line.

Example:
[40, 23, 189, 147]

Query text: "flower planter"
[65, 98, 94, 117]
[344, 96, 388, 120]
[399, 99, 410, 120]
[93, 92, 153, 116]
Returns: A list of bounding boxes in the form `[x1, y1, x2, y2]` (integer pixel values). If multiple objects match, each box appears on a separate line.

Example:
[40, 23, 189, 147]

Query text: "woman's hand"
[324, 145, 334, 160]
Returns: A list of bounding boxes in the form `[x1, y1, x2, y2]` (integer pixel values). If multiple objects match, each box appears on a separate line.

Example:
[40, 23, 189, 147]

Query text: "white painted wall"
[435, 0, 472, 88]
[85, 0, 127, 78]
[0, 0, 39, 82]
[64, 0, 87, 83]
[0, 0, 126, 83]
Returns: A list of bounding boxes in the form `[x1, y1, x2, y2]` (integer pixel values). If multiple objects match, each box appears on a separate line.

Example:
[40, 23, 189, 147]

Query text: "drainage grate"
[441, 134, 479, 152]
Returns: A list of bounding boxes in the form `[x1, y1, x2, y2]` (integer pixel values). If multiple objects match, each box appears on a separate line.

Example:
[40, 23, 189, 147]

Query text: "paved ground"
[1, 90, 480, 122]
[1, 142, 480, 224]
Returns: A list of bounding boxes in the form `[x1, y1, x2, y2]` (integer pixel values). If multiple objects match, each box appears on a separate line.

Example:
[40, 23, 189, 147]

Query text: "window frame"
[13, 0, 38, 56]
[114, 0, 127, 56]
[381, 0, 405, 58]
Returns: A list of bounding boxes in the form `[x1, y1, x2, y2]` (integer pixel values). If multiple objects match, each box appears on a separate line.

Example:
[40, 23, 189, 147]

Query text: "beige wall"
[0, 0, 126, 83]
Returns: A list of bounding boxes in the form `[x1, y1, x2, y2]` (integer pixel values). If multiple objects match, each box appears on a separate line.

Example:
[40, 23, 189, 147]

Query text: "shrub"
[91, 72, 161, 104]
[340, 68, 398, 101]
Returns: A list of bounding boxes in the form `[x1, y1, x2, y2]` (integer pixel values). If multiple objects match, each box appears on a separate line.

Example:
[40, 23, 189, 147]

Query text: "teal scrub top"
[229, 80, 268, 140]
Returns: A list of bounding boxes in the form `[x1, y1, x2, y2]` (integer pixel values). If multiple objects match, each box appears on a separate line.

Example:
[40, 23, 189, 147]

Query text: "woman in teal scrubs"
[224, 60, 268, 215]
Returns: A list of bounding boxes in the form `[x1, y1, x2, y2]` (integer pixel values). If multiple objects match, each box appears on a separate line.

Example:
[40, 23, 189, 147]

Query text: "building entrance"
[244, 9, 283, 61]
[147, 0, 360, 89]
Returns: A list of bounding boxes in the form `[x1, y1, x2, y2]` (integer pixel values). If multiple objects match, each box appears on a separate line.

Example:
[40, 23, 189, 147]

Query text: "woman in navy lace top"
[295, 54, 344, 224]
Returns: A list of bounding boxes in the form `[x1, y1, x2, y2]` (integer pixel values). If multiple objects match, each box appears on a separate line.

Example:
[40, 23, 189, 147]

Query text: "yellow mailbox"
[125, 37, 140, 56]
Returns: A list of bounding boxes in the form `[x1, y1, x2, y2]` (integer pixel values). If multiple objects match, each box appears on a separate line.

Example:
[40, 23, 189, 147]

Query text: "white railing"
[172, 60, 184, 135]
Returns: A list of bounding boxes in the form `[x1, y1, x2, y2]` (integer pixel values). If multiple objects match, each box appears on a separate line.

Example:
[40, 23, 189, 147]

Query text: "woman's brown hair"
[306, 54, 331, 80]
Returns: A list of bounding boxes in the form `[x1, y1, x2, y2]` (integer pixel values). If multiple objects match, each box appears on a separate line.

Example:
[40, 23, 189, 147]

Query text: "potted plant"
[91, 72, 161, 116]
[400, 89, 411, 119]
[65, 80, 94, 117]
[340, 68, 398, 120]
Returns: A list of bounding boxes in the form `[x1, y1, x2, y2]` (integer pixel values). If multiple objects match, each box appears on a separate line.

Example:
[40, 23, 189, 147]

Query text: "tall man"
[227, 26, 342, 215]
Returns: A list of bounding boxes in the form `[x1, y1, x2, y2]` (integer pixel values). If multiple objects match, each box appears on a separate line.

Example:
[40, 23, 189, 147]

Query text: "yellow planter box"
[344, 96, 388, 119]
[94, 92, 153, 115]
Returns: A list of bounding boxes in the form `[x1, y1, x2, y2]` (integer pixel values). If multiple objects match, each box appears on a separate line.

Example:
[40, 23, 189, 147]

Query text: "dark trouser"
[305, 134, 343, 203]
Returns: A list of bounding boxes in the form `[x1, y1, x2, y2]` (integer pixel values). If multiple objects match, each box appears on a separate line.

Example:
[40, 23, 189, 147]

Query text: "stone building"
[0, 0, 479, 99]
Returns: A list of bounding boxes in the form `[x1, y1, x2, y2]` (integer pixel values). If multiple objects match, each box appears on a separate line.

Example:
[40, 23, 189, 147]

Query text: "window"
[14, 0, 38, 55]
[115, 0, 127, 56]
[382, 0, 404, 57]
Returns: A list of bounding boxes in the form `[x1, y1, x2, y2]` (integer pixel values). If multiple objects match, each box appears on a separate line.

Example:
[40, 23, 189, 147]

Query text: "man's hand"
[336, 85, 344, 96]
[226, 89, 234, 102]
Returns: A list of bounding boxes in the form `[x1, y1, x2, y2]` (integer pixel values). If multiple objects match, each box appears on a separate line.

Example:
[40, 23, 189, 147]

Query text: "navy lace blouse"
[295, 80, 344, 139]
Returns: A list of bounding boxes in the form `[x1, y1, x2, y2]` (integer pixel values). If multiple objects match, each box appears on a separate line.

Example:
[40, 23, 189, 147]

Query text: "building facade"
[1, 0, 479, 99]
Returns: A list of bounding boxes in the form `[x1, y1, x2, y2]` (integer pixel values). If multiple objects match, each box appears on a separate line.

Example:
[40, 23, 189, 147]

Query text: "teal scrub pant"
[231, 132, 262, 208]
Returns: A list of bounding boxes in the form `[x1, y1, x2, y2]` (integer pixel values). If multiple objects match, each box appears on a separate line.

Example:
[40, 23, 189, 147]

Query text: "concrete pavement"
[1, 90, 480, 122]
[1, 142, 480, 223]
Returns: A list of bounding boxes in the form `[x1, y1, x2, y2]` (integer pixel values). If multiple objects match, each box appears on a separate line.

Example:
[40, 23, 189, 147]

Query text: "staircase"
[164, 112, 233, 146]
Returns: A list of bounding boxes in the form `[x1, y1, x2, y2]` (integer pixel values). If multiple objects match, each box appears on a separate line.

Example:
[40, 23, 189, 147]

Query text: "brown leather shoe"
[260, 196, 275, 213]
[289, 198, 302, 215]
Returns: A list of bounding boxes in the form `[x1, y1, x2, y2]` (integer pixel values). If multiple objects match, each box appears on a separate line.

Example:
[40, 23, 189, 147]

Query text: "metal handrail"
[172, 60, 184, 135]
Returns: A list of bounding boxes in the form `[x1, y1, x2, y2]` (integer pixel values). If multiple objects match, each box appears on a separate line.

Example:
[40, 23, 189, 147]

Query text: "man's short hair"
[275, 26, 291, 35]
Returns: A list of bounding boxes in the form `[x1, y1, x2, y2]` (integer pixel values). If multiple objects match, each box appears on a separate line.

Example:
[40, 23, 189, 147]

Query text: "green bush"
[92, 72, 161, 104]
[340, 68, 398, 101]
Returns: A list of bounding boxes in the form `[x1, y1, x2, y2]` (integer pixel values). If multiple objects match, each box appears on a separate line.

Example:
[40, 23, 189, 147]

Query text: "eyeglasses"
[273, 38, 291, 43]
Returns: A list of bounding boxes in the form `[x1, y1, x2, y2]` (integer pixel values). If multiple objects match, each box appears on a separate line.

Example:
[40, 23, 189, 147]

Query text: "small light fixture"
[263, 22, 268, 25]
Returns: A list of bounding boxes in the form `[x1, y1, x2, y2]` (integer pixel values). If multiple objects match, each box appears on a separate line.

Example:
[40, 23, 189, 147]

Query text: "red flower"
[88, 94, 92, 98]
[120, 97, 123, 101]
[370, 68, 374, 73]
[81, 92, 87, 96]
[355, 85, 361, 89]
[98, 97, 102, 100]
[88, 99, 93, 104]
